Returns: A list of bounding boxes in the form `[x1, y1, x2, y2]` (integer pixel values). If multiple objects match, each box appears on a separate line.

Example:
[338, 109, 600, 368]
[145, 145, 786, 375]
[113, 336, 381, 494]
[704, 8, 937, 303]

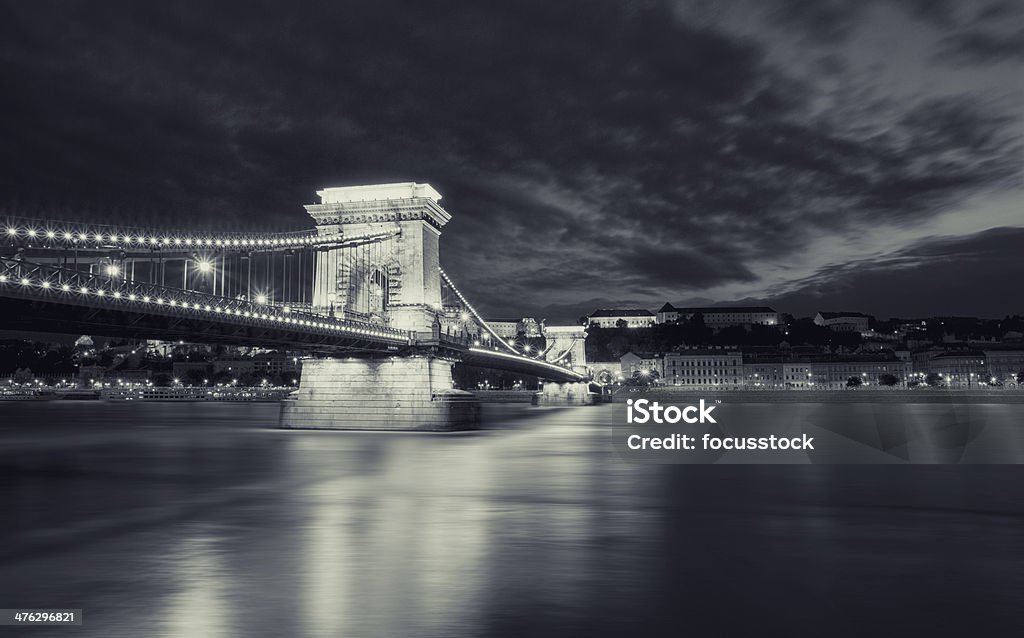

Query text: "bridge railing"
[0, 258, 412, 344]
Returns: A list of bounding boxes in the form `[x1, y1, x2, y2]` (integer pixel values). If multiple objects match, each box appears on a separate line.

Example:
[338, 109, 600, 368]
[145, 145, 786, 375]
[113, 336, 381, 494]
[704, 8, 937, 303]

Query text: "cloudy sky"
[2, 0, 1022, 322]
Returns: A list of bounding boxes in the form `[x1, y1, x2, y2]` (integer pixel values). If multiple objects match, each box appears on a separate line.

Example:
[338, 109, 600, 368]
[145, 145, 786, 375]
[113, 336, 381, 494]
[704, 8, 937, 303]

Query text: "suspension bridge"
[0, 183, 591, 430]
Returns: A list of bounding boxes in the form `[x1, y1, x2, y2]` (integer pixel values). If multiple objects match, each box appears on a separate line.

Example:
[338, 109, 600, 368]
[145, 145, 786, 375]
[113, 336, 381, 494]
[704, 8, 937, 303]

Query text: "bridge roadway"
[0, 257, 585, 383]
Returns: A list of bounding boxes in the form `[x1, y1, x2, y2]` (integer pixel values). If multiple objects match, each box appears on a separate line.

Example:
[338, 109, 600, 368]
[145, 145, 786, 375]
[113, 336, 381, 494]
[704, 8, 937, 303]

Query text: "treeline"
[0, 340, 77, 375]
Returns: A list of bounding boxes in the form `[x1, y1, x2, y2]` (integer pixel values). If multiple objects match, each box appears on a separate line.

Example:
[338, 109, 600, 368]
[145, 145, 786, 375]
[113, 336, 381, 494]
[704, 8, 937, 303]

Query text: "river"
[1, 401, 1023, 636]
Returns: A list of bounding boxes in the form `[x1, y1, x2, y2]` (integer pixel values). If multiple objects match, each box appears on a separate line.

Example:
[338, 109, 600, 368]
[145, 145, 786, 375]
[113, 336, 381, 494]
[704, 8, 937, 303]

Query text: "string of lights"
[2, 221, 400, 251]
[0, 257, 411, 343]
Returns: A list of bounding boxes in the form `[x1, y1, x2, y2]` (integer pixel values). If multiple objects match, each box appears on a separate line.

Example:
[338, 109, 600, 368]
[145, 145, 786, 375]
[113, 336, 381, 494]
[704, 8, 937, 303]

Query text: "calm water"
[1, 401, 1023, 637]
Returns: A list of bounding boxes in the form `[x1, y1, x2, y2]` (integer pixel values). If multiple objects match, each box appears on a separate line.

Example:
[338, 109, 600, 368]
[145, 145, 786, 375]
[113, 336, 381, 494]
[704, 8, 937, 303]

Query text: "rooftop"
[589, 309, 654, 318]
[671, 305, 777, 314]
[818, 311, 872, 319]
[317, 182, 441, 204]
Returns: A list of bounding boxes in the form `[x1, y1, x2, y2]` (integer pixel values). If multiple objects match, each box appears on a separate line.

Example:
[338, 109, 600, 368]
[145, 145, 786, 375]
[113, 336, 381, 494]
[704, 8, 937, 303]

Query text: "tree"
[211, 371, 234, 385]
[615, 319, 629, 329]
[239, 372, 262, 387]
[184, 369, 207, 387]
[270, 372, 296, 387]
[152, 373, 172, 387]
[846, 376, 863, 388]
[878, 373, 899, 387]
[925, 373, 944, 387]
[629, 368, 659, 386]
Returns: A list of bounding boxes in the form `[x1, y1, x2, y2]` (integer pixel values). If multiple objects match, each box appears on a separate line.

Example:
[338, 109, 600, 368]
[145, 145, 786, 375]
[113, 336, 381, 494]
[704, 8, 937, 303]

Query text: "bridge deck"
[0, 258, 585, 382]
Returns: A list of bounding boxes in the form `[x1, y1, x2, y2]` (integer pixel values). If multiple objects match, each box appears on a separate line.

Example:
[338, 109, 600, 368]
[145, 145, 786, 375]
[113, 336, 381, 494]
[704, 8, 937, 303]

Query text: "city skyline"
[2, 1, 1022, 323]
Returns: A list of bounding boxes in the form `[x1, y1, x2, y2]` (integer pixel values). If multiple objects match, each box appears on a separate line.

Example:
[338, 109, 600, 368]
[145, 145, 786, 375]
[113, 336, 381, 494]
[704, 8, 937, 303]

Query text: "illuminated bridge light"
[61, 284, 70, 291]
[96, 290, 105, 296]
[46, 230, 55, 239]
[129, 293, 136, 300]
[113, 291, 121, 298]
[19, 278, 29, 285]
[80, 287, 89, 294]
[156, 298, 164, 304]
[142, 296, 150, 303]
[6, 227, 17, 236]
[41, 281, 50, 289]
[27, 229, 37, 237]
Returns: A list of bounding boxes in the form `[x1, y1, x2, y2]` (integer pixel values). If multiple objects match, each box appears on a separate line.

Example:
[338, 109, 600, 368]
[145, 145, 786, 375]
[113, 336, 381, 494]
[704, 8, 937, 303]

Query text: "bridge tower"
[536, 324, 594, 406]
[543, 325, 589, 376]
[282, 183, 479, 431]
[305, 182, 448, 337]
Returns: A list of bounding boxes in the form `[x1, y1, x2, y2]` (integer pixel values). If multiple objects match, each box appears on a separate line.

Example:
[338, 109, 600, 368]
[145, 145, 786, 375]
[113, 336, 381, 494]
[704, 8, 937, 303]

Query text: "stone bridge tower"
[543, 325, 589, 376]
[283, 183, 479, 431]
[305, 182, 449, 336]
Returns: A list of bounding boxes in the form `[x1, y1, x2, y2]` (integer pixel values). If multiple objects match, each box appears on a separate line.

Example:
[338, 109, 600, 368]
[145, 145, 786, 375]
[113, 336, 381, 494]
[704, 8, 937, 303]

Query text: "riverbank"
[618, 387, 1024, 404]
[474, 389, 537, 403]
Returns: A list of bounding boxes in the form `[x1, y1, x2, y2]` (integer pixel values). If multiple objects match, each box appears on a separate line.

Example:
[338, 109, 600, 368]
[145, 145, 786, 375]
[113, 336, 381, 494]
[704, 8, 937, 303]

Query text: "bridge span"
[0, 183, 591, 429]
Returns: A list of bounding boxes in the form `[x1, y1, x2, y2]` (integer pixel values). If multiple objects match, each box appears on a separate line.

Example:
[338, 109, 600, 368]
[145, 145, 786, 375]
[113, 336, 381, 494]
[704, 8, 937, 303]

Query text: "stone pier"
[280, 356, 480, 431]
[532, 382, 596, 406]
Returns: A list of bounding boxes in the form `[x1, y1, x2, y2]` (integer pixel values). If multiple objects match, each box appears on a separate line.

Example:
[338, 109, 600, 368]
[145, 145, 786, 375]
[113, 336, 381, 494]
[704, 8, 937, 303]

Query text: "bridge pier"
[280, 356, 480, 431]
[532, 382, 596, 406]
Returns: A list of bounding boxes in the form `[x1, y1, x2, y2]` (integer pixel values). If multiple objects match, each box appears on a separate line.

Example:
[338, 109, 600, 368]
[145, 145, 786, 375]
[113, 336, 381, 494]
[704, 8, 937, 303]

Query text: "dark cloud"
[935, 28, 1024, 64]
[760, 0, 961, 44]
[972, 1, 1024, 25]
[763, 227, 1024, 318]
[763, 0, 873, 43]
[0, 0, 1021, 321]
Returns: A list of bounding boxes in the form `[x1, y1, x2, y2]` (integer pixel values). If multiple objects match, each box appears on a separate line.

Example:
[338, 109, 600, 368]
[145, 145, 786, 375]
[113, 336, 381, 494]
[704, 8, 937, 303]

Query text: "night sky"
[2, 1, 1022, 323]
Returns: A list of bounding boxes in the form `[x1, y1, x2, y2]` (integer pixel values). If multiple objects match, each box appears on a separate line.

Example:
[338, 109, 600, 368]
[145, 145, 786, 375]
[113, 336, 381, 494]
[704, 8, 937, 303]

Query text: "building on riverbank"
[587, 309, 656, 329]
[656, 304, 780, 328]
[663, 348, 744, 389]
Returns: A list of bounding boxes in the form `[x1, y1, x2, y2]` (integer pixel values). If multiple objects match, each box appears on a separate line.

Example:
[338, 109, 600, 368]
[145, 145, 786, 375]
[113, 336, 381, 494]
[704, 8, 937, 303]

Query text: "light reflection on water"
[0, 401, 1023, 637]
